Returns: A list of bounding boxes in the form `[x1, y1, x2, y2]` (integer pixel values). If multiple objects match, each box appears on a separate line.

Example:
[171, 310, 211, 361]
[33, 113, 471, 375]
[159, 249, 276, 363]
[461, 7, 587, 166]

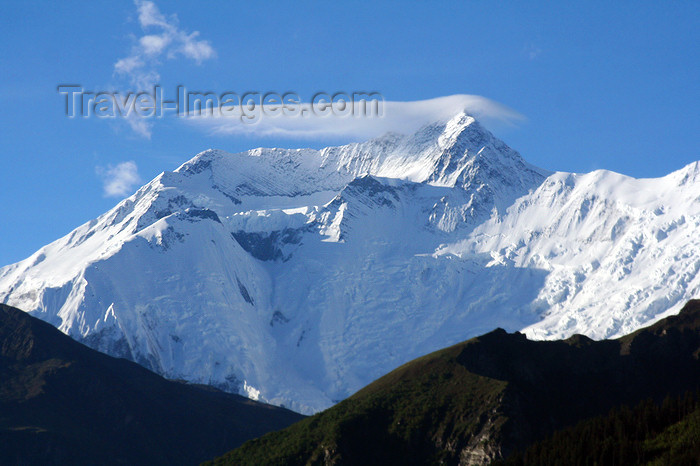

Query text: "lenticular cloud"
[189, 94, 524, 140]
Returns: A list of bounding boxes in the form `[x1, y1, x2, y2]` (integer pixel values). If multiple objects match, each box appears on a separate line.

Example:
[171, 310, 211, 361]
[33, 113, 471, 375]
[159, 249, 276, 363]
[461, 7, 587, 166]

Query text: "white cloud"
[114, 1, 216, 89]
[136, 0, 169, 28]
[187, 94, 524, 141]
[96, 161, 142, 197]
[523, 43, 542, 60]
[114, 55, 143, 74]
[139, 34, 171, 56]
[179, 32, 215, 61]
[125, 114, 153, 139]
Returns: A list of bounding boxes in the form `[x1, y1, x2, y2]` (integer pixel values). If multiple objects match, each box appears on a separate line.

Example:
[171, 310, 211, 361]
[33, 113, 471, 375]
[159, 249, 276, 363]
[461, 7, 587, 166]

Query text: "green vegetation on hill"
[497, 391, 700, 465]
[208, 342, 509, 465]
[206, 338, 506, 465]
[209, 301, 700, 465]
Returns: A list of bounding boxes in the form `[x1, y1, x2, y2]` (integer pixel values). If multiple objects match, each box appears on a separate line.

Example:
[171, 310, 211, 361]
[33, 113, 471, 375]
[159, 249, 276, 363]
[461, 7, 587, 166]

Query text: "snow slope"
[1, 113, 698, 413]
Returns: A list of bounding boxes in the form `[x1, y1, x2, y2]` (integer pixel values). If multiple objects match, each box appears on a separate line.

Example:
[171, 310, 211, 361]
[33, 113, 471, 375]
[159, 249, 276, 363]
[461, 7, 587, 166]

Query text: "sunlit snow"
[1, 113, 698, 414]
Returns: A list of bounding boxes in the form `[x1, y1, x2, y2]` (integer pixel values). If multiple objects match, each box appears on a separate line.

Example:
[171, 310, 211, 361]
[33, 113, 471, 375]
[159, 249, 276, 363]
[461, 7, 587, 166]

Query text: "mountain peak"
[441, 110, 478, 136]
[167, 113, 540, 199]
[174, 148, 226, 175]
[408, 111, 476, 141]
[19, 107, 700, 417]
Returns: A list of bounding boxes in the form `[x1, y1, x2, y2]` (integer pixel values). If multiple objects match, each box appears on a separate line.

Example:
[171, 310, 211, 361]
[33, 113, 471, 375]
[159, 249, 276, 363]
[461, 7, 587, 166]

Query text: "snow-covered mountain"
[2, 112, 699, 413]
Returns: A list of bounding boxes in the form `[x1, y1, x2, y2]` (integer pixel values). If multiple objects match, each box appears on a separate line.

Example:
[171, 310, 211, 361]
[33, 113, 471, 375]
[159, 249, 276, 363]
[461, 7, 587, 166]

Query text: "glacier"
[2, 112, 699, 414]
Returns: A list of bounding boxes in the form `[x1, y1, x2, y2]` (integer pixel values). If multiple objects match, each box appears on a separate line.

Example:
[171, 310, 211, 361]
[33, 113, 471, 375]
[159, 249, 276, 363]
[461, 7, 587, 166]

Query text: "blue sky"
[1, 0, 698, 266]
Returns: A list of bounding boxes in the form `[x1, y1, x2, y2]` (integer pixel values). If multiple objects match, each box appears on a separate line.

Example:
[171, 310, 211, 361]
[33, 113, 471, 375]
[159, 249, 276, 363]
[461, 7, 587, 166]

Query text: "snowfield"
[2, 113, 699, 413]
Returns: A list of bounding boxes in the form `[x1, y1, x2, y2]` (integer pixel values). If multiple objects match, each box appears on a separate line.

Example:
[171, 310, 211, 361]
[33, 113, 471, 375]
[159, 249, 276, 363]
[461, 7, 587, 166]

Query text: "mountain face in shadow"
[212, 301, 700, 465]
[0, 304, 304, 466]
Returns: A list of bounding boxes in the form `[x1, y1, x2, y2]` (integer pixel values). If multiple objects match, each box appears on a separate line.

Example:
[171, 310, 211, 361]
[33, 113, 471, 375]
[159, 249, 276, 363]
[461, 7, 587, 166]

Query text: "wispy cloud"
[114, 0, 216, 137]
[115, 0, 215, 87]
[187, 94, 524, 141]
[522, 43, 542, 61]
[96, 161, 142, 197]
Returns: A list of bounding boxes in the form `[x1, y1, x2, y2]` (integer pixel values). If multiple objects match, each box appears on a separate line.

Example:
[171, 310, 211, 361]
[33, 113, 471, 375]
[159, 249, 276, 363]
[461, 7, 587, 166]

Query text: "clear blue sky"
[1, 0, 698, 266]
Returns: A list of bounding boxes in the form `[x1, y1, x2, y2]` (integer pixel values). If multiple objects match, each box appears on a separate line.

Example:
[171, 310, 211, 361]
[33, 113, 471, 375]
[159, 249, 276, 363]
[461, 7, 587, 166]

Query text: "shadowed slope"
[211, 301, 700, 465]
[0, 304, 304, 465]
